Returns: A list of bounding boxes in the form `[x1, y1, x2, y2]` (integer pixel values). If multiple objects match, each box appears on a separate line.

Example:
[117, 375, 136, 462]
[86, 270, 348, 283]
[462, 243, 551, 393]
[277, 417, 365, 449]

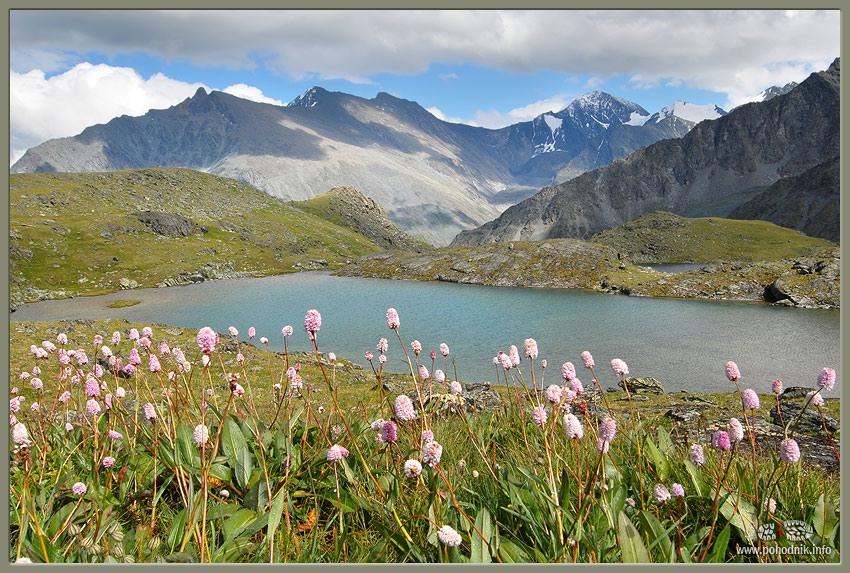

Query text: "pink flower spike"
[196, 327, 219, 354]
[818, 367, 836, 391]
[386, 308, 400, 329]
[509, 345, 520, 367]
[780, 438, 801, 464]
[394, 395, 416, 421]
[304, 310, 322, 334]
[365, 351, 374, 361]
[561, 362, 576, 381]
[228, 326, 239, 337]
[654, 484, 671, 503]
[689, 444, 706, 466]
[327, 444, 350, 462]
[248, 326, 256, 338]
[712, 430, 731, 451]
[440, 343, 450, 357]
[422, 440, 443, 467]
[418, 365, 429, 380]
[772, 379, 783, 395]
[532, 405, 547, 428]
[581, 351, 595, 369]
[282, 325, 293, 337]
[523, 338, 538, 360]
[725, 361, 741, 382]
[742, 389, 760, 410]
[437, 525, 462, 547]
[611, 359, 628, 376]
[102, 456, 116, 468]
[450, 381, 463, 395]
[72, 482, 87, 496]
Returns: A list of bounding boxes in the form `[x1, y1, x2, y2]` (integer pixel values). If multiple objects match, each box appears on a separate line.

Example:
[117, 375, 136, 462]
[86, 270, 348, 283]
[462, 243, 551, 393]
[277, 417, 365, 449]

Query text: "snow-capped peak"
[648, 101, 727, 125]
[288, 87, 326, 108]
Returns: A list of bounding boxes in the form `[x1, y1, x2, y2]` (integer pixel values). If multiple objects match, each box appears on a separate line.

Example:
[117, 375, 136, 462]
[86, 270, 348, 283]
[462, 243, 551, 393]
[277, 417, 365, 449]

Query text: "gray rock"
[118, 278, 138, 289]
[770, 402, 839, 435]
[679, 395, 718, 406]
[137, 211, 198, 237]
[779, 386, 817, 400]
[664, 407, 704, 424]
[619, 376, 664, 395]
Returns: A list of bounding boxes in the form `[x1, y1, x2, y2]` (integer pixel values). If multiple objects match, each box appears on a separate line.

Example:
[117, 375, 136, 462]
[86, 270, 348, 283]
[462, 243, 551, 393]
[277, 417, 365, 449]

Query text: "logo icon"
[757, 523, 777, 541]
[783, 520, 814, 542]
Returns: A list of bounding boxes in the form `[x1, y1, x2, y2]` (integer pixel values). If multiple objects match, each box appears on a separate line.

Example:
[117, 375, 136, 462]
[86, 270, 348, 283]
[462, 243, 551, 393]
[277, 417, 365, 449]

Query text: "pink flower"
[499, 353, 512, 371]
[765, 498, 777, 514]
[386, 308, 400, 329]
[129, 328, 139, 341]
[599, 417, 617, 442]
[806, 391, 825, 407]
[523, 338, 538, 359]
[596, 438, 610, 454]
[545, 384, 564, 405]
[365, 351, 374, 361]
[42, 340, 56, 352]
[75, 350, 88, 366]
[381, 420, 398, 442]
[143, 402, 157, 420]
[561, 362, 576, 381]
[30, 378, 43, 391]
[563, 414, 584, 439]
[58, 391, 71, 404]
[377, 338, 388, 353]
[404, 459, 423, 477]
[327, 444, 350, 462]
[104, 394, 113, 410]
[128, 348, 141, 366]
[411, 340, 422, 355]
[611, 359, 629, 376]
[197, 327, 219, 354]
[228, 326, 239, 337]
[541, 359, 547, 368]
[625, 497, 636, 507]
[772, 379, 783, 395]
[569, 379, 583, 395]
[108, 430, 123, 440]
[85, 399, 101, 416]
[418, 365, 429, 380]
[430, 350, 436, 360]
[581, 351, 595, 369]
[509, 345, 520, 367]
[31, 402, 40, 412]
[260, 337, 269, 345]
[440, 343, 450, 357]
[742, 389, 760, 410]
[437, 525, 462, 547]
[142, 327, 153, 339]
[149, 354, 162, 373]
[689, 444, 706, 466]
[65, 422, 73, 432]
[712, 430, 731, 451]
[71, 482, 87, 496]
[248, 327, 256, 338]
[102, 456, 116, 468]
[422, 440, 443, 467]
[233, 383, 245, 397]
[394, 395, 416, 421]
[728, 418, 744, 443]
[671, 483, 685, 498]
[303, 310, 322, 335]
[378, 354, 387, 364]
[818, 367, 836, 391]
[281, 325, 293, 337]
[532, 405, 548, 428]
[421, 429, 434, 444]
[58, 350, 70, 365]
[435, 369, 446, 383]
[139, 337, 151, 350]
[370, 418, 385, 432]
[115, 387, 126, 398]
[111, 331, 121, 345]
[92, 334, 102, 345]
[725, 361, 741, 382]
[289, 374, 303, 390]
[10, 398, 20, 413]
[654, 484, 671, 503]
[57, 333, 68, 345]
[780, 438, 801, 464]
[193, 424, 209, 445]
[12, 423, 29, 445]
[493, 356, 499, 366]
[450, 381, 463, 395]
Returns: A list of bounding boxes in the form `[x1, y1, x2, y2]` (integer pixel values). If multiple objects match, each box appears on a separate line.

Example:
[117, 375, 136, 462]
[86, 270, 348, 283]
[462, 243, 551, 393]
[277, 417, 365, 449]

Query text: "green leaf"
[683, 460, 706, 497]
[643, 437, 669, 482]
[618, 511, 651, 563]
[812, 493, 838, 538]
[166, 509, 187, 552]
[223, 508, 258, 541]
[718, 488, 757, 544]
[176, 423, 199, 469]
[656, 427, 675, 456]
[497, 538, 530, 563]
[470, 508, 492, 563]
[235, 447, 253, 490]
[639, 510, 675, 562]
[708, 526, 731, 563]
[221, 417, 249, 467]
[265, 488, 286, 547]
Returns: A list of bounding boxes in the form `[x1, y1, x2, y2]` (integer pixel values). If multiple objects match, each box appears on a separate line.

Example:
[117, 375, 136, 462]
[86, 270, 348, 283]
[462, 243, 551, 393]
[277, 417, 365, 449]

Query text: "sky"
[8, 9, 841, 165]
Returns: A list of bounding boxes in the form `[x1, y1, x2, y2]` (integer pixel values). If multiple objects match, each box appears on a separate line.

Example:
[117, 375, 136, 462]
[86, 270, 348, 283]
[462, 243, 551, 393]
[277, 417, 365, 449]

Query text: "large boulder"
[137, 211, 199, 237]
[619, 376, 664, 395]
[769, 402, 839, 434]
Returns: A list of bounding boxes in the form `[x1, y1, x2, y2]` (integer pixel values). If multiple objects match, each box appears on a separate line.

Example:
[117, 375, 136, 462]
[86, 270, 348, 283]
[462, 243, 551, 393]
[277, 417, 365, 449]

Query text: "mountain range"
[453, 58, 839, 246]
[12, 85, 724, 245]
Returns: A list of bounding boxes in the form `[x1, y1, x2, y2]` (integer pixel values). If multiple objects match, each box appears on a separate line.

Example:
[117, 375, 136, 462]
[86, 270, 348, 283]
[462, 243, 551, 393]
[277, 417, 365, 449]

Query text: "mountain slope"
[727, 157, 839, 243]
[452, 58, 839, 246]
[12, 87, 710, 246]
[9, 168, 396, 307]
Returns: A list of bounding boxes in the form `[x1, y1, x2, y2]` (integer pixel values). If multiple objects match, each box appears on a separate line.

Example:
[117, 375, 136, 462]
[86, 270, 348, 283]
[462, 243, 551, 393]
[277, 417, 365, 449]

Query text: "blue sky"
[9, 10, 840, 164]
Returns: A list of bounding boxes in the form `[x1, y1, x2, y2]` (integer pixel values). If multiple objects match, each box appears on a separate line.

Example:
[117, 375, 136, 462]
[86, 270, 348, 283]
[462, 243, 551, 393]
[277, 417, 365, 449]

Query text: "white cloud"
[471, 94, 576, 129]
[222, 83, 284, 106]
[10, 10, 839, 97]
[426, 106, 475, 126]
[9, 63, 282, 164]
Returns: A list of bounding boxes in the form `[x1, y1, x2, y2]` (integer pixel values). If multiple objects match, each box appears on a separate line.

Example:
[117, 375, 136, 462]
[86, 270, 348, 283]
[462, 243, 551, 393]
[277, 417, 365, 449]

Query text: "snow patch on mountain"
[624, 111, 650, 126]
[543, 114, 562, 133]
[650, 102, 726, 124]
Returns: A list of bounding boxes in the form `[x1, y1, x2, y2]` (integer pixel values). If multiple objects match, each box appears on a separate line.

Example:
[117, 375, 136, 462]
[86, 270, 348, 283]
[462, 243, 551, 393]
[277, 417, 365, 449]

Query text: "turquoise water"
[12, 272, 840, 395]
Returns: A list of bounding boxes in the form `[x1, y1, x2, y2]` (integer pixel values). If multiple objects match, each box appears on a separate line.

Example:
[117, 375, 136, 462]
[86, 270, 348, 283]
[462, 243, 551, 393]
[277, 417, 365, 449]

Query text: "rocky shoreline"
[336, 240, 839, 310]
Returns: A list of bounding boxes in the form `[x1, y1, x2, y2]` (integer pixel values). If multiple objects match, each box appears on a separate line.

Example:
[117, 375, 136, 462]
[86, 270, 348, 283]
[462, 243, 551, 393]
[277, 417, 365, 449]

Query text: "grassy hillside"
[589, 211, 834, 263]
[9, 169, 385, 306]
[290, 186, 433, 253]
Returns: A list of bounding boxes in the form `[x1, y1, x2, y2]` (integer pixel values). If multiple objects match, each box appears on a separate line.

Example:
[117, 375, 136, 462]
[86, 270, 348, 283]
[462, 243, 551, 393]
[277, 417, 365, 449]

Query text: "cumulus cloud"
[222, 84, 284, 106]
[10, 63, 283, 164]
[10, 10, 839, 92]
[471, 94, 576, 129]
[426, 106, 476, 126]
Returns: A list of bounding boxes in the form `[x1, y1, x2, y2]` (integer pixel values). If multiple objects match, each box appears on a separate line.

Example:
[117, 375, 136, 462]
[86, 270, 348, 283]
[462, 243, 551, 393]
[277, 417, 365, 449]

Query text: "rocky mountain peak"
[288, 86, 330, 108]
